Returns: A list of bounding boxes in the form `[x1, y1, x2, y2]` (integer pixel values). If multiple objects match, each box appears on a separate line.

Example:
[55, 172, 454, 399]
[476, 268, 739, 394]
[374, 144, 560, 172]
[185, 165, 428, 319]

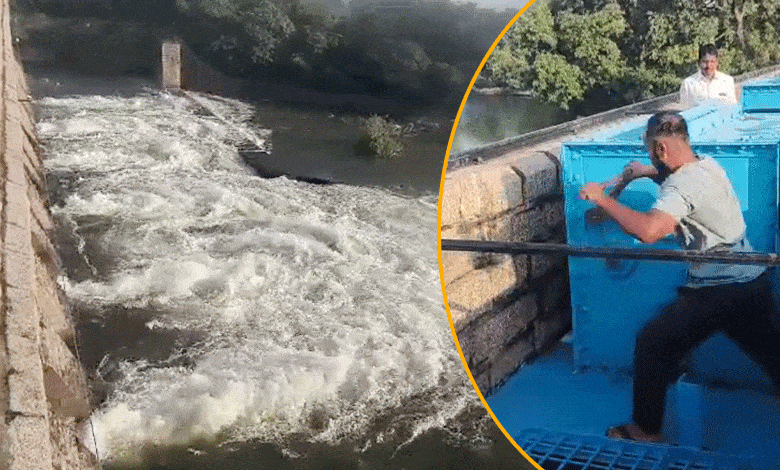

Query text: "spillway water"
[35, 89, 533, 469]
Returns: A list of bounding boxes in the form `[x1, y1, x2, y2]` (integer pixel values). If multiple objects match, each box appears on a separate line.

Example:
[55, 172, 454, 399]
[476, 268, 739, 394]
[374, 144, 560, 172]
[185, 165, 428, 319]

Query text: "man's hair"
[645, 112, 690, 145]
[698, 44, 719, 61]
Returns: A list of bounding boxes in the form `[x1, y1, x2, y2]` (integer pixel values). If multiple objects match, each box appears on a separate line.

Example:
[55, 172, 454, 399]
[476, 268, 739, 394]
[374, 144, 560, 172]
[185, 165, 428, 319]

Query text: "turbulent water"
[35, 90, 531, 469]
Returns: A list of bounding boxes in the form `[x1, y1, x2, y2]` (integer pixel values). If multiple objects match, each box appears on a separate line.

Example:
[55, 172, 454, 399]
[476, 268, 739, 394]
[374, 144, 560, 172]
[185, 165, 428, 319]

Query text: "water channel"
[28, 68, 567, 469]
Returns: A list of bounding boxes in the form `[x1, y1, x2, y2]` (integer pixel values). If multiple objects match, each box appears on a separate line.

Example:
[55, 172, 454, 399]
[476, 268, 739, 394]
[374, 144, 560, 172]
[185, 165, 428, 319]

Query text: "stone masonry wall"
[1, 1, 94, 469]
[441, 149, 570, 396]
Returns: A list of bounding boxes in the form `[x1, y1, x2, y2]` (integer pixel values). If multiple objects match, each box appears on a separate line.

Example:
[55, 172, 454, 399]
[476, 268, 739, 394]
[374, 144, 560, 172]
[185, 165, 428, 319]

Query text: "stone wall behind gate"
[441, 149, 570, 396]
[0, 1, 93, 468]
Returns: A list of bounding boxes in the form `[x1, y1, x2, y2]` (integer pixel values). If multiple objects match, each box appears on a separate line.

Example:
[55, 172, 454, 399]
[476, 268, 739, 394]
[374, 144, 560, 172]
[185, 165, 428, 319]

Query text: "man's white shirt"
[679, 70, 737, 107]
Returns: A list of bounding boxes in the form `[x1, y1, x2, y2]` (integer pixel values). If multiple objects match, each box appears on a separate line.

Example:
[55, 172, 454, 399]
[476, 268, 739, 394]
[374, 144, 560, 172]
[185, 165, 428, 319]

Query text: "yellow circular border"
[437, 2, 544, 469]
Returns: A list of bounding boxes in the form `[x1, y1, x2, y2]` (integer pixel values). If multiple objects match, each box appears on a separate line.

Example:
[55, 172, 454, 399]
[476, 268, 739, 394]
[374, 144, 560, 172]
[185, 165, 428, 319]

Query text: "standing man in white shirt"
[679, 44, 738, 108]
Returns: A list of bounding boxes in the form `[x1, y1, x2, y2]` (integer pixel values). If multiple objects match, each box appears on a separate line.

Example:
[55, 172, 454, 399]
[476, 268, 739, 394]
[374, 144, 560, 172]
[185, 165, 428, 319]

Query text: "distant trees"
[486, 0, 780, 111]
[173, 0, 514, 103]
[14, 0, 516, 106]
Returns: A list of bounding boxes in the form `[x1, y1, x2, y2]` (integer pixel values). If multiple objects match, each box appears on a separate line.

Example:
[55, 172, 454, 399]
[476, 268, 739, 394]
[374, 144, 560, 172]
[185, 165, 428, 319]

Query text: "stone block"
[23, 137, 44, 183]
[534, 310, 572, 351]
[7, 415, 53, 470]
[5, 155, 27, 189]
[4, 183, 31, 230]
[440, 250, 476, 285]
[512, 255, 530, 286]
[3, 220, 31, 256]
[530, 252, 567, 280]
[43, 367, 90, 420]
[0, 422, 10, 470]
[162, 42, 182, 89]
[447, 304, 470, 333]
[36, 261, 72, 341]
[439, 176, 462, 229]
[510, 200, 565, 242]
[4, 98, 22, 126]
[49, 413, 93, 470]
[28, 187, 54, 232]
[21, 114, 37, 143]
[6, 337, 46, 416]
[32, 218, 61, 271]
[444, 255, 522, 314]
[3, 246, 34, 290]
[5, 285, 37, 340]
[474, 369, 491, 398]
[508, 151, 560, 202]
[539, 274, 570, 316]
[40, 326, 87, 397]
[457, 294, 538, 370]
[439, 223, 460, 240]
[443, 214, 522, 254]
[443, 162, 525, 226]
[488, 329, 536, 391]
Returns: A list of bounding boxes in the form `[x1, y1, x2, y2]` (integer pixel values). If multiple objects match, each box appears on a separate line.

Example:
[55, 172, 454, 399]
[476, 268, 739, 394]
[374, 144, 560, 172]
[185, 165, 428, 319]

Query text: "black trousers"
[632, 270, 780, 435]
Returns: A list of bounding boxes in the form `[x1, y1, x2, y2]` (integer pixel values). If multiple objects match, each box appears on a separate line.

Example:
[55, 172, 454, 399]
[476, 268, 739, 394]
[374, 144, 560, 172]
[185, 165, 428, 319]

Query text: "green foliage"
[487, 47, 530, 91]
[485, 4, 554, 96]
[11, 0, 515, 105]
[557, 2, 627, 86]
[532, 53, 584, 108]
[486, 0, 780, 112]
[173, 0, 513, 103]
[177, 0, 297, 64]
[513, 3, 557, 50]
[487, 1, 627, 109]
[643, 1, 719, 74]
[359, 115, 403, 159]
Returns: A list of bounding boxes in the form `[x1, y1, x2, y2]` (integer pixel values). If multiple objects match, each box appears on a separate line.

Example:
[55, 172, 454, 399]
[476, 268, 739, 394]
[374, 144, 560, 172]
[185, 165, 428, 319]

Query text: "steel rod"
[440, 239, 780, 266]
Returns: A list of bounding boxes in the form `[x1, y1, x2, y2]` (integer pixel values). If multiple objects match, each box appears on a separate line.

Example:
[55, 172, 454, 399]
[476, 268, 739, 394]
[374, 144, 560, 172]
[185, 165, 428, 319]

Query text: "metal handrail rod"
[440, 239, 780, 266]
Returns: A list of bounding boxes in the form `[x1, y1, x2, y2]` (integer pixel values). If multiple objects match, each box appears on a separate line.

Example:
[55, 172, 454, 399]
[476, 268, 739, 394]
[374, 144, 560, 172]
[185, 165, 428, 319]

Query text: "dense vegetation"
[12, 0, 515, 106]
[486, 0, 780, 112]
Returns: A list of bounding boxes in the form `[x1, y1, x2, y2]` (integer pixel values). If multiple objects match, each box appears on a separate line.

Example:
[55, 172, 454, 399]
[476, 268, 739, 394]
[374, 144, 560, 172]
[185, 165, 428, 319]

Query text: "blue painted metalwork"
[584, 105, 739, 143]
[487, 340, 780, 465]
[489, 88, 780, 469]
[742, 76, 780, 113]
[515, 430, 778, 470]
[561, 139, 778, 388]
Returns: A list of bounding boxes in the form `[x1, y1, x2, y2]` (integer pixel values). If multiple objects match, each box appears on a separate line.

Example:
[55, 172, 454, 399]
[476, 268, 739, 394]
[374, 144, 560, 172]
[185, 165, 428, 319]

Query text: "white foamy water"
[36, 91, 475, 464]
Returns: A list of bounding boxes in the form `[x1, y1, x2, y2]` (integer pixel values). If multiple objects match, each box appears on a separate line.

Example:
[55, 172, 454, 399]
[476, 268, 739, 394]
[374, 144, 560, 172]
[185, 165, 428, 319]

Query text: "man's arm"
[585, 162, 661, 224]
[580, 183, 678, 244]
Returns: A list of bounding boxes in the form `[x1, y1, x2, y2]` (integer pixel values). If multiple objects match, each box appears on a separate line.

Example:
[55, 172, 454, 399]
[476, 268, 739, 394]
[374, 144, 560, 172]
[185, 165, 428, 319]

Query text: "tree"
[177, 0, 297, 65]
[485, 4, 557, 100]
[486, 1, 627, 109]
[485, 0, 780, 112]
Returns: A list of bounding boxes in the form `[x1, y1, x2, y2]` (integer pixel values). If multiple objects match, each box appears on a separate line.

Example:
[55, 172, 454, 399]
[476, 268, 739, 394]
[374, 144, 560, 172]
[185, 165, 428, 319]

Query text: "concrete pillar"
[162, 42, 182, 90]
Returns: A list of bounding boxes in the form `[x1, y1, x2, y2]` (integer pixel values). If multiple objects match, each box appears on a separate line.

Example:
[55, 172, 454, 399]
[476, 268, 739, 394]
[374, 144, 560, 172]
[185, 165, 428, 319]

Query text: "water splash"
[38, 90, 475, 464]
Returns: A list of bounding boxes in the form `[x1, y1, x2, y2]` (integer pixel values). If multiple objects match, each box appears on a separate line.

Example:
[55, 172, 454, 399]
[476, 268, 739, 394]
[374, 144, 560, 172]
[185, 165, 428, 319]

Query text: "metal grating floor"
[516, 430, 776, 470]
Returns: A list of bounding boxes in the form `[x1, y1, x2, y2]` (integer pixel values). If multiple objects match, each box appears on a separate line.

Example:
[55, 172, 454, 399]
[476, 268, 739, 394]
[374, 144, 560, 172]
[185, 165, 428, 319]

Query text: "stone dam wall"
[441, 64, 780, 397]
[0, 0, 93, 468]
[441, 145, 570, 396]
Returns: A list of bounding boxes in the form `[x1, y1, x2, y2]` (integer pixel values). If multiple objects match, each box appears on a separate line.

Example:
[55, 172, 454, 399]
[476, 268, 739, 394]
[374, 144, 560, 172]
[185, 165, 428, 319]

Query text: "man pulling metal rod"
[580, 111, 780, 443]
